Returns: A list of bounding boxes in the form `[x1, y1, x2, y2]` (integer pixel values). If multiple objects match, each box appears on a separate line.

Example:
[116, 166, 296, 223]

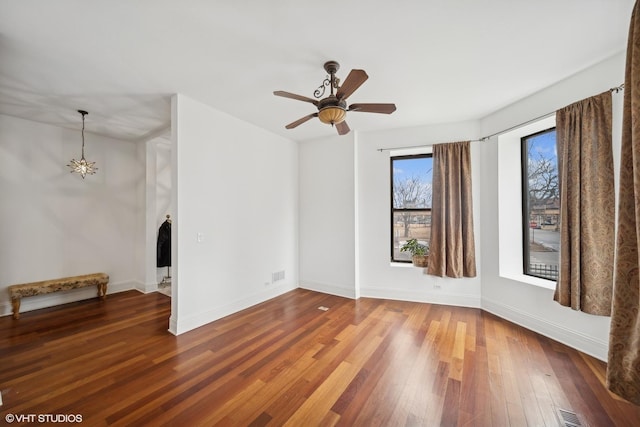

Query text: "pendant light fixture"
[67, 109, 97, 179]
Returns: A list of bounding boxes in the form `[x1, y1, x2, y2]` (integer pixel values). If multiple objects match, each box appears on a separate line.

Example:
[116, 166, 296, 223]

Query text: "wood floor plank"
[284, 360, 357, 426]
[1, 289, 639, 426]
[347, 320, 424, 425]
[228, 343, 324, 425]
[450, 320, 467, 381]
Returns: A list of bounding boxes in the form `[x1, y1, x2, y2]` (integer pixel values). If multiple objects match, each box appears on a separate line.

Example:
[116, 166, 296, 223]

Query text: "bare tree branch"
[393, 172, 432, 237]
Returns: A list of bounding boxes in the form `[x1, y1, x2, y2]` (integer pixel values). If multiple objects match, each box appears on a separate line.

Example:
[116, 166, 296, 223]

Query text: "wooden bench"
[8, 273, 109, 319]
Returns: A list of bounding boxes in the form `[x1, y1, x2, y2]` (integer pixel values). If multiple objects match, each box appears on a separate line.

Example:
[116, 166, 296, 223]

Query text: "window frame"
[390, 153, 433, 263]
[520, 126, 558, 281]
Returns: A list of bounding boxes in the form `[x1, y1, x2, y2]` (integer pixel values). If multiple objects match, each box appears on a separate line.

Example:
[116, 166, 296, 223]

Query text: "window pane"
[391, 154, 433, 262]
[392, 211, 431, 262]
[522, 129, 559, 281]
[392, 156, 433, 209]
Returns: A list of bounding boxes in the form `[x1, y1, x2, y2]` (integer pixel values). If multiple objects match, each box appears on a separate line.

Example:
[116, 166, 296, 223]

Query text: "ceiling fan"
[274, 61, 396, 136]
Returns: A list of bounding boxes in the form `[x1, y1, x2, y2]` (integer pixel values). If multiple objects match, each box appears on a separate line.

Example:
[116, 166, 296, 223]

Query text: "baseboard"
[172, 282, 297, 335]
[359, 286, 481, 308]
[134, 280, 161, 294]
[0, 279, 136, 318]
[481, 296, 609, 361]
[299, 281, 356, 299]
[168, 315, 178, 336]
[298, 282, 480, 308]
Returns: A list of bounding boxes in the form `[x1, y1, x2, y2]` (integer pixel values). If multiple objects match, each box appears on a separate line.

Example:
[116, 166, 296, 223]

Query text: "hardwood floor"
[1, 289, 639, 426]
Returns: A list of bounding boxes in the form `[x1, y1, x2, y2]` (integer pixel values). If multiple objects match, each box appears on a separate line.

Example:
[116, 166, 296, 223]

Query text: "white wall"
[170, 94, 298, 335]
[138, 134, 173, 292]
[298, 133, 357, 298]
[0, 114, 141, 316]
[155, 140, 172, 226]
[155, 138, 172, 285]
[478, 52, 626, 361]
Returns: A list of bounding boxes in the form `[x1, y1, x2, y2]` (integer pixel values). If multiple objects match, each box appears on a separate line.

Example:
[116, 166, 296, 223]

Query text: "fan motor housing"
[317, 96, 347, 111]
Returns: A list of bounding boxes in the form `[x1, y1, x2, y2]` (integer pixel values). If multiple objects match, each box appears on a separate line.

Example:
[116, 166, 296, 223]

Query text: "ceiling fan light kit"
[274, 60, 396, 135]
[317, 102, 347, 125]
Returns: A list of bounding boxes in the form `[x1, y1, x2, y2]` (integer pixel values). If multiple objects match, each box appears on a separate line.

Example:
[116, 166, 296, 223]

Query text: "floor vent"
[557, 408, 582, 427]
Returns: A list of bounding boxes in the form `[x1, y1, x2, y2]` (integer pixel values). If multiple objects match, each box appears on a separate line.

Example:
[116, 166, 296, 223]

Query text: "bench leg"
[97, 283, 107, 299]
[11, 298, 21, 319]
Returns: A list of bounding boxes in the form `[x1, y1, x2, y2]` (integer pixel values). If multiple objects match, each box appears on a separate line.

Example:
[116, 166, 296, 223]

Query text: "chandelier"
[67, 110, 97, 178]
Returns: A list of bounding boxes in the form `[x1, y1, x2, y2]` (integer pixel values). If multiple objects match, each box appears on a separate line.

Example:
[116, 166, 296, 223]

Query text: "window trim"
[390, 153, 433, 263]
[497, 115, 557, 290]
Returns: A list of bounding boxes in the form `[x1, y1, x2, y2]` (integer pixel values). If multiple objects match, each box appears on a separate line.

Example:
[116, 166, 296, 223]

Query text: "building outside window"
[390, 154, 433, 262]
[521, 128, 559, 280]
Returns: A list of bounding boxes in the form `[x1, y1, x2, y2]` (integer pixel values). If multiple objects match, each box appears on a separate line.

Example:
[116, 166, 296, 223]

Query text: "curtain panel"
[427, 141, 477, 278]
[607, 0, 640, 405]
[554, 91, 614, 316]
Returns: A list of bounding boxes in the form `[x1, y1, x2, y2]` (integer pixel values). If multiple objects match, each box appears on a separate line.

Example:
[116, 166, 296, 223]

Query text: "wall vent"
[271, 270, 285, 283]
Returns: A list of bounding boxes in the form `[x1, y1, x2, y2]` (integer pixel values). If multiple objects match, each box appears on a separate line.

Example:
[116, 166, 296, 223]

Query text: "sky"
[392, 155, 433, 208]
[392, 156, 433, 182]
[527, 129, 557, 162]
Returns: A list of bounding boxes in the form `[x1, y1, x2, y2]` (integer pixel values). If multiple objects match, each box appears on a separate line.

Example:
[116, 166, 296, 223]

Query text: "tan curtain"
[607, 0, 640, 405]
[553, 92, 614, 315]
[427, 141, 476, 278]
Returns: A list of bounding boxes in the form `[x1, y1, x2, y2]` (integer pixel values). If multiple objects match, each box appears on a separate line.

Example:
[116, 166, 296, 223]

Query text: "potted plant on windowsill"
[400, 238, 429, 267]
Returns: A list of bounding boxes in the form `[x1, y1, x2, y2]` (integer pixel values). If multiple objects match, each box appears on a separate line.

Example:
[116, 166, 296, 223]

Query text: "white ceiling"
[0, 0, 634, 142]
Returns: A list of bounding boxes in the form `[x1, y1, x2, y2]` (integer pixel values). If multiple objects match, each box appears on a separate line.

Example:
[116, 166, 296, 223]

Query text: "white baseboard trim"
[360, 286, 481, 308]
[299, 281, 356, 299]
[0, 279, 136, 318]
[168, 316, 178, 336]
[172, 282, 297, 335]
[481, 296, 608, 361]
[134, 280, 161, 294]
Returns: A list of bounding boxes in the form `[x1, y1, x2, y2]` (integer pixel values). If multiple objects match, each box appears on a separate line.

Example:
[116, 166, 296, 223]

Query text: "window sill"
[500, 271, 556, 290]
[390, 262, 416, 268]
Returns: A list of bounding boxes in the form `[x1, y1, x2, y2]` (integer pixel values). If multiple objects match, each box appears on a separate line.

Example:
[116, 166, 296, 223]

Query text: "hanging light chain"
[80, 110, 87, 159]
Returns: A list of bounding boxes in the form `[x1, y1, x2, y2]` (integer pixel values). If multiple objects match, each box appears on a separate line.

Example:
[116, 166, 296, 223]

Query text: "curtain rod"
[377, 83, 625, 152]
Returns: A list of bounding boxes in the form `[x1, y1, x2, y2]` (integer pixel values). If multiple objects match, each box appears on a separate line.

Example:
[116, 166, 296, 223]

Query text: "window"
[390, 154, 433, 262]
[521, 128, 559, 280]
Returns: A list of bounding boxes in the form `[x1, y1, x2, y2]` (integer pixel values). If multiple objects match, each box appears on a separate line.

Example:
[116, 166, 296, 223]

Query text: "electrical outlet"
[433, 284, 442, 289]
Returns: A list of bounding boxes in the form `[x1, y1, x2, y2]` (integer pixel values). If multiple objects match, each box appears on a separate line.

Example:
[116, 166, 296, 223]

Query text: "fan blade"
[336, 121, 350, 135]
[274, 91, 319, 106]
[348, 103, 397, 114]
[285, 113, 318, 129]
[336, 69, 368, 101]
